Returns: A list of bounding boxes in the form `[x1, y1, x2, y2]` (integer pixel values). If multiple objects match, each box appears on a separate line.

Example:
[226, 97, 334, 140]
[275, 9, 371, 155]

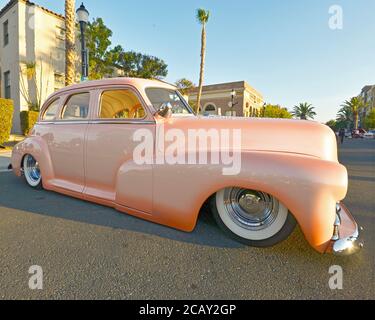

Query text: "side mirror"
[157, 103, 173, 118]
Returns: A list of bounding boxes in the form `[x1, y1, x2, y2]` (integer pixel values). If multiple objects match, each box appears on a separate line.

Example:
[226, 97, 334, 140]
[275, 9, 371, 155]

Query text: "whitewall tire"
[211, 188, 296, 247]
[23, 154, 43, 189]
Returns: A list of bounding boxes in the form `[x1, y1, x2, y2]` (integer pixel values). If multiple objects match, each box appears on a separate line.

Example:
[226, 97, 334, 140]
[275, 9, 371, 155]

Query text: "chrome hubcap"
[25, 155, 41, 183]
[223, 188, 279, 231]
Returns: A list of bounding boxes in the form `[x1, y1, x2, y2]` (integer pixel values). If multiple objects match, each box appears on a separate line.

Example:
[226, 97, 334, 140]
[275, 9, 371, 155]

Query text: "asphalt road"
[0, 139, 374, 300]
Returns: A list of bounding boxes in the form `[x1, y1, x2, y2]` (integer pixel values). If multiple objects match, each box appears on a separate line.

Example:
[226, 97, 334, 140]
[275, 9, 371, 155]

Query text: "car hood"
[163, 116, 339, 162]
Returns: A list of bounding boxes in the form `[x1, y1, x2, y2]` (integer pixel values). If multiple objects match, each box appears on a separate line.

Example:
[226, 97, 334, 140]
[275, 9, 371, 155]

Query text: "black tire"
[210, 189, 297, 247]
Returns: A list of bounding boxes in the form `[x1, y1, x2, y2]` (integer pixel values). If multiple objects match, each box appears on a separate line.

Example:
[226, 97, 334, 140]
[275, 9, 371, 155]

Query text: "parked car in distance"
[363, 130, 375, 139]
[11, 78, 363, 256]
[352, 128, 366, 139]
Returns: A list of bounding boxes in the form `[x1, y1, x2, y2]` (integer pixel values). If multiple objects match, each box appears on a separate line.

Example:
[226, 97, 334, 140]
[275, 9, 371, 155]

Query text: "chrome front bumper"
[327, 203, 364, 256]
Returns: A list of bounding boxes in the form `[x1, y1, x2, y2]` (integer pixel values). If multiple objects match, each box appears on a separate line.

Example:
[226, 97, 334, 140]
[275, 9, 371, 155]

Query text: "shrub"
[263, 104, 293, 119]
[20, 110, 39, 136]
[0, 98, 14, 144]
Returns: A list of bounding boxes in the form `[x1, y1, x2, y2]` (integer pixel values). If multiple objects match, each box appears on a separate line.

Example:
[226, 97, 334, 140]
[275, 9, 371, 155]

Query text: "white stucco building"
[188, 81, 264, 117]
[0, 0, 80, 133]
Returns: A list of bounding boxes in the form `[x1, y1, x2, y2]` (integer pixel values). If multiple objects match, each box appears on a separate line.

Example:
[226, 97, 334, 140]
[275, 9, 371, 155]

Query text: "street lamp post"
[76, 3, 89, 81]
[262, 102, 267, 117]
[229, 89, 238, 116]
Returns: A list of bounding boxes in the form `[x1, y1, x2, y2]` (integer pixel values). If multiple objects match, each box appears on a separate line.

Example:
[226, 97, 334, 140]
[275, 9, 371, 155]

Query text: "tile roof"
[0, 0, 64, 20]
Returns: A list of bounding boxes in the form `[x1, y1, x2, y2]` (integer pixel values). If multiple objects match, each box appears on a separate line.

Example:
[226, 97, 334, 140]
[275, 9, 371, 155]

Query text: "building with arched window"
[187, 81, 264, 117]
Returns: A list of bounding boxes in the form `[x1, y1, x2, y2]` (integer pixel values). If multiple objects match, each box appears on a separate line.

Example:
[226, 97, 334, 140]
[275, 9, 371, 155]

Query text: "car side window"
[42, 99, 60, 121]
[99, 90, 146, 120]
[61, 93, 90, 120]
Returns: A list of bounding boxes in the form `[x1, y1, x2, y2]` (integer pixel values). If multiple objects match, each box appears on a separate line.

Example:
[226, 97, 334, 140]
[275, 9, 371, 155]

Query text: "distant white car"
[363, 130, 375, 139]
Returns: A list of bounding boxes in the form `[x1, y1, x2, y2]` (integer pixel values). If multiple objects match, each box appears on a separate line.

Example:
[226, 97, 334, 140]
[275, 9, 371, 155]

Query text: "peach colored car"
[11, 78, 363, 255]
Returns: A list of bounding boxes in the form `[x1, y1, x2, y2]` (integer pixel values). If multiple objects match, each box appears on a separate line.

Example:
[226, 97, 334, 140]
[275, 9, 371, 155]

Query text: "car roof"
[52, 77, 176, 96]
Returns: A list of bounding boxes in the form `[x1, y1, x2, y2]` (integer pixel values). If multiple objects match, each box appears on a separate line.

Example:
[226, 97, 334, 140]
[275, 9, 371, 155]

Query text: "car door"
[47, 91, 91, 193]
[84, 87, 155, 214]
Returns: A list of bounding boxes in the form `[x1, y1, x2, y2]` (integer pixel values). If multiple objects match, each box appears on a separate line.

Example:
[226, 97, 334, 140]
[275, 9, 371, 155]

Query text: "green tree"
[196, 8, 210, 114]
[85, 18, 168, 80]
[115, 51, 168, 79]
[86, 18, 115, 80]
[263, 104, 292, 119]
[325, 120, 337, 130]
[175, 78, 195, 95]
[325, 120, 346, 131]
[339, 97, 367, 130]
[291, 103, 317, 120]
[365, 109, 375, 129]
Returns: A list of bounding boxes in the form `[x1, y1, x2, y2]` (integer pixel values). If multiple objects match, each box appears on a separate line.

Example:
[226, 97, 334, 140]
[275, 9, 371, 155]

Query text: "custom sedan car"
[11, 78, 363, 255]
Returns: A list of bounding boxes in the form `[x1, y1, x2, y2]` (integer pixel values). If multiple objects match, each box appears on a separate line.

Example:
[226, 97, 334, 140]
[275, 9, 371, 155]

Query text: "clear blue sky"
[2, 0, 374, 122]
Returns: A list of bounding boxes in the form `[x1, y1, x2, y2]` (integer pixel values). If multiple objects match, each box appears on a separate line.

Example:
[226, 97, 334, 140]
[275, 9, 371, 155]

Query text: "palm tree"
[340, 97, 367, 130]
[291, 103, 317, 120]
[65, 0, 76, 86]
[195, 8, 210, 114]
[336, 105, 353, 129]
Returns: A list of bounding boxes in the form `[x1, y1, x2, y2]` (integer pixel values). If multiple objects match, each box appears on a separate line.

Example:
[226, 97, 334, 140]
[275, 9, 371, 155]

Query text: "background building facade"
[0, 0, 80, 133]
[361, 85, 375, 111]
[188, 81, 264, 117]
[359, 85, 375, 127]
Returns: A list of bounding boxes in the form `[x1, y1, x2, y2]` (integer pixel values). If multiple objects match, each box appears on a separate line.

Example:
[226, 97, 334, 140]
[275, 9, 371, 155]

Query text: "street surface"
[0, 139, 373, 299]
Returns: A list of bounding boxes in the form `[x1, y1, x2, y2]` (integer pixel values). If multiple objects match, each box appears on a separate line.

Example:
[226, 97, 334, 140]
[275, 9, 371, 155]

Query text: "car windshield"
[146, 88, 193, 115]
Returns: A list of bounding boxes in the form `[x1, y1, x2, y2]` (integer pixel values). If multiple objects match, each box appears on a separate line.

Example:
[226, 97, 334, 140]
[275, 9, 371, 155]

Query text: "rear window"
[42, 99, 60, 121]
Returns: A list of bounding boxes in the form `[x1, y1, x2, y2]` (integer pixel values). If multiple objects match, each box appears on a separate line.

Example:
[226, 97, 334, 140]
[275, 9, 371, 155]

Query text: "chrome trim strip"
[331, 209, 342, 241]
[53, 121, 90, 125]
[37, 122, 55, 125]
[37, 121, 155, 125]
[90, 120, 155, 125]
[331, 215, 341, 241]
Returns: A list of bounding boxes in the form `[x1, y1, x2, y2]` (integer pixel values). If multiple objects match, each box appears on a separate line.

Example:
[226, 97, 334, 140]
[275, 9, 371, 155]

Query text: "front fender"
[152, 151, 348, 253]
[11, 136, 54, 187]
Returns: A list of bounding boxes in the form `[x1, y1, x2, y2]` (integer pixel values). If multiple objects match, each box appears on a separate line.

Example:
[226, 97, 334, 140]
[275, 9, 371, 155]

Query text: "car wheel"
[23, 154, 43, 189]
[211, 188, 296, 247]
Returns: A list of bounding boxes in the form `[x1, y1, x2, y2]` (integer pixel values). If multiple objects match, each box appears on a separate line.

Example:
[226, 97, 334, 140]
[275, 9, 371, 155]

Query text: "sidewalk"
[0, 135, 24, 172]
[0, 151, 11, 172]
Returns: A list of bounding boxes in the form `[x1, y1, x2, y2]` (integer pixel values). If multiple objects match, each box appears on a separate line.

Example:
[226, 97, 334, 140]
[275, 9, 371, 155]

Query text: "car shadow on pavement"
[0, 172, 357, 263]
[0, 172, 245, 249]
